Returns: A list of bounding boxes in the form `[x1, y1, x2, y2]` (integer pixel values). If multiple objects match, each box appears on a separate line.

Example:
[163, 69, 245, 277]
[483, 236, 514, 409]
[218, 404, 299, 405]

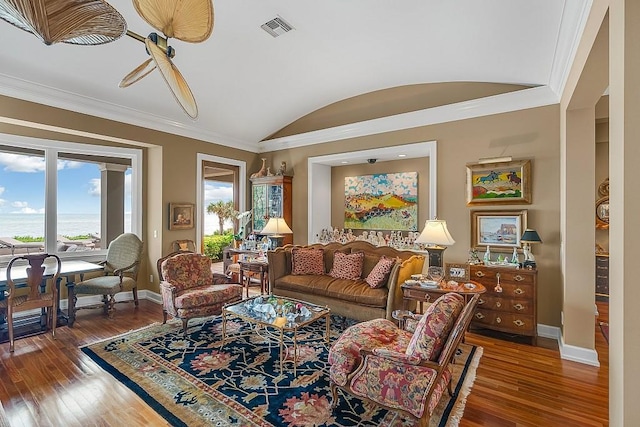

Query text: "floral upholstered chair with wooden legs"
[159, 252, 243, 335]
[69, 233, 143, 324]
[0, 253, 61, 352]
[328, 292, 479, 427]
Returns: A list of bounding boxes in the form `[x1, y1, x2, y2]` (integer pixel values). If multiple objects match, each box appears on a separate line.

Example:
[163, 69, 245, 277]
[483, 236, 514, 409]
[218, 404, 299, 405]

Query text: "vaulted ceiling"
[0, 0, 590, 152]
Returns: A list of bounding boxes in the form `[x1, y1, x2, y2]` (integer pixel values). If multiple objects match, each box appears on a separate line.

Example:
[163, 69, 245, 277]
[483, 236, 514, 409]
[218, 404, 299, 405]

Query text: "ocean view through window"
[0, 135, 141, 260]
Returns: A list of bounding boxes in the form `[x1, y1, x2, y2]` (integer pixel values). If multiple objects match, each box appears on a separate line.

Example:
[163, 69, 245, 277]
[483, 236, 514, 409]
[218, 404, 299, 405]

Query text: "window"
[0, 134, 142, 261]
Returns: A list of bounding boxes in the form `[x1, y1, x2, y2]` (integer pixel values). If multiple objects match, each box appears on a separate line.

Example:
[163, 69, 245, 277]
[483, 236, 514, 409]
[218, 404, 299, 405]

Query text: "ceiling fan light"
[0, 0, 127, 45]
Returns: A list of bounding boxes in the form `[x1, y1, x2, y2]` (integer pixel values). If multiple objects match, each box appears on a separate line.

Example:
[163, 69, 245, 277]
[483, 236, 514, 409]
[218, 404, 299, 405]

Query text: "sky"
[0, 151, 130, 215]
[0, 150, 236, 234]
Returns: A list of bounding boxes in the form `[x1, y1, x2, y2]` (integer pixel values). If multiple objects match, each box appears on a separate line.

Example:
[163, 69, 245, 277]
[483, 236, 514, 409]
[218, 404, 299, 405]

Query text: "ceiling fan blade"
[0, 0, 126, 45]
[132, 0, 213, 43]
[145, 38, 198, 119]
[119, 58, 156, 88]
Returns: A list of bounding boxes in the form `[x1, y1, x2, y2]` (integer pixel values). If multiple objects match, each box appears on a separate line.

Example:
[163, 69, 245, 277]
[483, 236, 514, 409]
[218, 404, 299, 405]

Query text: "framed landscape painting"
[471, 209, 527, 251]
[466, 159, 531, 205]
[344, 172, 418, 231]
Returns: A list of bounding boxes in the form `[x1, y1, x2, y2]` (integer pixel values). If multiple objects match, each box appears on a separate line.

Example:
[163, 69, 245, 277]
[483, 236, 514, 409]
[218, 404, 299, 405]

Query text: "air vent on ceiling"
[261, 16, 294, 38]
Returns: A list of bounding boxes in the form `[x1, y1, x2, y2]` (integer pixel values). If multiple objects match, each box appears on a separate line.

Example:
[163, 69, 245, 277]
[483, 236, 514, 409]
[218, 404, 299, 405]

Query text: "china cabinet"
[251, 175, 293, 245]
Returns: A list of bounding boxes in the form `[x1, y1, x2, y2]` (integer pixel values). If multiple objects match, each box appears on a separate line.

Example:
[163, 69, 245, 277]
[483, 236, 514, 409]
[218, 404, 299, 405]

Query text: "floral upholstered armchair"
[159, 252, 243, 335]
[328, 292, 479, 427]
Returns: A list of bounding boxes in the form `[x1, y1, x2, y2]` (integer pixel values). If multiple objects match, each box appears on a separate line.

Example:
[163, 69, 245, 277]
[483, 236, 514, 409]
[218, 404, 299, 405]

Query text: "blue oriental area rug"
[81, 315, 481, 427]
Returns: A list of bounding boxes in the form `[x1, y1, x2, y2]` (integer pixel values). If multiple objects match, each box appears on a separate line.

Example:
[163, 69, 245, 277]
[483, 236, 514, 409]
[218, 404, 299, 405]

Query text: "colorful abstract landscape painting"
[466, 160, 531, 205]
[344, 172, 418, 231]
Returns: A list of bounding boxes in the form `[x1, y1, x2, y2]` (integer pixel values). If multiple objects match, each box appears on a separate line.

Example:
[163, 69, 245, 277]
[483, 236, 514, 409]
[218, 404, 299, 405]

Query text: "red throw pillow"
[330, 251, 364, 280]
[291, 247, 325, 275]
[365, 256, 396, 288]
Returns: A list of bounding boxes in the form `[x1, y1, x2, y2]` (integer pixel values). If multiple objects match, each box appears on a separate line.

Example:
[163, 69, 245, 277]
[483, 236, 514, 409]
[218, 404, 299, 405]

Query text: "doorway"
[196, 154, 247, 253]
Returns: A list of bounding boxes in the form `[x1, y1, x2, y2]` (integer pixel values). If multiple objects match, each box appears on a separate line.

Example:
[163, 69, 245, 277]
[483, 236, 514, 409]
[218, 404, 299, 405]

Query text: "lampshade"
[415, 219, 456, 247]
[0, 0, 127, 45]
[261, 217, 293, 236]
[521, 229, 542, 243]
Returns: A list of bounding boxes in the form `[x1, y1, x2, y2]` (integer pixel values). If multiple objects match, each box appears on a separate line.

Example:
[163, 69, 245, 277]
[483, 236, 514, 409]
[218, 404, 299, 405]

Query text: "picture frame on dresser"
[471, 209, 528, 252]
[445, 263, 470, 281]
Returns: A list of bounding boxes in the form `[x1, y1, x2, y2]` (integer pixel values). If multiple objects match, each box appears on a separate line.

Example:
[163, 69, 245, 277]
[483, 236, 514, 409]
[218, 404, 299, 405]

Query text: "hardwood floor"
[0, 299, 609, 426]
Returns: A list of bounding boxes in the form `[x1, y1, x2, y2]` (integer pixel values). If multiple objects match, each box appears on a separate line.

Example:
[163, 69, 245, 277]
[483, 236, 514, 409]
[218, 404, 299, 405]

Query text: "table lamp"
[261, 217, 293, 250]
[521, 228, 542, 268]
[415, 219, 455, 268]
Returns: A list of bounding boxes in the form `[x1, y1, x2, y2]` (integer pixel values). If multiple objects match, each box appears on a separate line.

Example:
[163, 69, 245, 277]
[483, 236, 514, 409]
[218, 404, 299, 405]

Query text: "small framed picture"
[445, 263, 470, 281]
[169, 203, 194, 230]
[470, 209, 528, 252]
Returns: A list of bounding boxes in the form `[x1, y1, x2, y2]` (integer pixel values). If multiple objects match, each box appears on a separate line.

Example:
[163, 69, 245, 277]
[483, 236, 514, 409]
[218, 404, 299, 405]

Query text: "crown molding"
[0, 71, 560, 154]
[0, 72, 258, 152]
[549, 0, 592, 96]
[260, 85, 559, 153]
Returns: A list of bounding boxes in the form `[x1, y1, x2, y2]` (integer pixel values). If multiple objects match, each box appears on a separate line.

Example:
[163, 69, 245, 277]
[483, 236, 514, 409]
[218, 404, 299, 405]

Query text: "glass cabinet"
[250, 175, 293, 245]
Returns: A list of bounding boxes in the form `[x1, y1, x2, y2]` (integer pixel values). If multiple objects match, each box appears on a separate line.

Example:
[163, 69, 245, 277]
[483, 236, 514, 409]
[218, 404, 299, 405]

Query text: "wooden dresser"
[469, 265, 538, 345]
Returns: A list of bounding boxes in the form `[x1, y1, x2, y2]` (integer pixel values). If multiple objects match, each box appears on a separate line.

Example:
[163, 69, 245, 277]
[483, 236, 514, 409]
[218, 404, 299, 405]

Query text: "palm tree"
[206, 200, 238, 235]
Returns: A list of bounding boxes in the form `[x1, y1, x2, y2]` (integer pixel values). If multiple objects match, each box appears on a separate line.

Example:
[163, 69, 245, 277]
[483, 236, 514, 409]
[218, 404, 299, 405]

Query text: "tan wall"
[330, 158, 430, 232]
[265, 104, 562, 326]
[0, 94, 257, 294]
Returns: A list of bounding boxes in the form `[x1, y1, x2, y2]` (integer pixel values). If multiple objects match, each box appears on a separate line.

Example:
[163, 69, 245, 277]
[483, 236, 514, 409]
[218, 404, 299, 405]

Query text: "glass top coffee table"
[221, 295, 330, 376]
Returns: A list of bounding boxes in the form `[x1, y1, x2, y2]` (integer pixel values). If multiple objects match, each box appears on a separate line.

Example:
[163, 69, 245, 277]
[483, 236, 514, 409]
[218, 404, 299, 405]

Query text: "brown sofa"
[267, 241, 425, 321]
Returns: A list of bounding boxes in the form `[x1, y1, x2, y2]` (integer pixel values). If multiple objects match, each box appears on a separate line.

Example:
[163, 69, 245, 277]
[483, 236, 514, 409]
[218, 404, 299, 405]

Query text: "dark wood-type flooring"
[0, 296, 609, 426]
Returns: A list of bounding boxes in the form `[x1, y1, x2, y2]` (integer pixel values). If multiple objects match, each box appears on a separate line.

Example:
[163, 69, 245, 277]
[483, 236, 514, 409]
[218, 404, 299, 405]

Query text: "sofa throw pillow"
[330, 251, 364, 280]
[365, 256, 396, 288]
[291, 247, 325, 275]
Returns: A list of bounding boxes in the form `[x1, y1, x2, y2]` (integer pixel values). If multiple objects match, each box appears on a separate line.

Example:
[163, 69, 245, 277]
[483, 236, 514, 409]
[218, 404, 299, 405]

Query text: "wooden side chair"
[172, 239, 196, 252]
[0, 253, 61, 352]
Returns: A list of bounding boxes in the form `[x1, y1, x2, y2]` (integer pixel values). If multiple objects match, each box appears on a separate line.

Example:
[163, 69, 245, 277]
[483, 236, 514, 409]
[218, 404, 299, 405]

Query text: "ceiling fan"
[120, 0, 214, 119]
[0, 0, 213, 119]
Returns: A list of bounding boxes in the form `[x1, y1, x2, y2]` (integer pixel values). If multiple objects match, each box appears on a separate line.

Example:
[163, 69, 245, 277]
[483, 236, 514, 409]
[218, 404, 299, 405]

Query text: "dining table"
[0, 259, 104, 342]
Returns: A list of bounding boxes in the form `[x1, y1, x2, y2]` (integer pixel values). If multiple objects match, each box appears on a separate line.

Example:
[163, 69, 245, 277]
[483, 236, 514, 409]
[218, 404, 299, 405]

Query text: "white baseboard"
[558, 334, 600, 367]
[13, 290, 163, 319]
[538, 323, 600, 367]
[10, 298, 603, 367]
[537, 323, 560, 340]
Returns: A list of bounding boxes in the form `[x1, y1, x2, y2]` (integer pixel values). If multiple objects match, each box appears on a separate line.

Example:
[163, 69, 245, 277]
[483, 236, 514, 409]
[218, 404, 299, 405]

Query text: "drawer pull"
[514, 275, 525, 282]
[514, 288, 525, 295]
[424, 295, 431, 302]
[513, 319, 525, 327]
[514, 303, 524, 311]
[496, 317, 502, 324]
[474, 271, 485, 278]
[478, 298, 485, 305]
[495, 301, 502, 308]
[475, 313, 485, 320]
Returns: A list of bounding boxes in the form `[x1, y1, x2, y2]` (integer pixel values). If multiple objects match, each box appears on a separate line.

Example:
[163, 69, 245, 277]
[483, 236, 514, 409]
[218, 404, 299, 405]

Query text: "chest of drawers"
[469, 265, 538, 345]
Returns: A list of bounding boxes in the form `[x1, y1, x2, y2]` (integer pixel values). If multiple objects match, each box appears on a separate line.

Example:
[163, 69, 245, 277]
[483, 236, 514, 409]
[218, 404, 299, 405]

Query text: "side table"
[238, 260, 269, 298]
[401, 280, 486, 313]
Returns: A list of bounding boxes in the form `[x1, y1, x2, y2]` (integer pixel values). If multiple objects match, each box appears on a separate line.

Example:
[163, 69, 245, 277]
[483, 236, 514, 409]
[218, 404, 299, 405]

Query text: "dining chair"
[70, 233, 143, 320]
[0, 253, 61, 352]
